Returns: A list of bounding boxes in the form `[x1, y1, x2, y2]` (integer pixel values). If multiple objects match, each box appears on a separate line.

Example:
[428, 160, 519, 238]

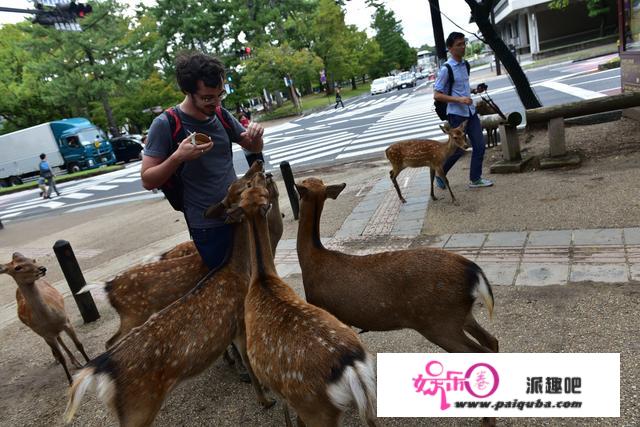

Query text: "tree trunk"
[101, 93, 119, 137]
[465, 0, 542, 109]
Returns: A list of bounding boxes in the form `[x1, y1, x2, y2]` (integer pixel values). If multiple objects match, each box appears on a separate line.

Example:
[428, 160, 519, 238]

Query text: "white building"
[492, 0, 617, 58]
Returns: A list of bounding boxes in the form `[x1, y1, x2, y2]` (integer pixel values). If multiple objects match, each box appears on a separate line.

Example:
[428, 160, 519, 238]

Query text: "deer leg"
[228, 343, 251, 382]
[464, 314, 499, 352]
[419, 327, 491, 353]
[106, 316, 138, 349]
[119, 395, 164, 427]
[63, 322, 90, 362]
[429, 168, 438, 201]
[438, 169, 456, 203]
[389, 170, 406, 203]
[232, 335, 276, 409]
[46, 337, 72, 384]
[222, 348, 236, 366]
[57, 336, 82, 368]
[482, 416, 497, 427]
[283, 402, 294, 427]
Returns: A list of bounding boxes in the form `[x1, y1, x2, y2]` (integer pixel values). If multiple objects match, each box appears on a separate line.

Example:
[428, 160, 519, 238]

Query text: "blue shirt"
[434, 58, 476, 117]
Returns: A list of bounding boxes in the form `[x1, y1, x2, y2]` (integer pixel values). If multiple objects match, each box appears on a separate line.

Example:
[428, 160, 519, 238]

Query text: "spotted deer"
[64, 176, 274, 426]
[386, 121, 468, 204]
[476, 99, 499, 147]
[1, 253, 90, 384]
[237, 173, 378, 426]
[295, 178, 498, 353]
[81, 164, 283, 349]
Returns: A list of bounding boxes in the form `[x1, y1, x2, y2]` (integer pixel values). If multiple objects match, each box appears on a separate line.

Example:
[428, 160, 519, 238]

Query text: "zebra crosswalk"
[258, 90, 448, 167]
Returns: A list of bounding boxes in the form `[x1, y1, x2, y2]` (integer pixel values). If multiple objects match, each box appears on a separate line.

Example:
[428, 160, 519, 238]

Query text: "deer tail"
[64, 367, 115, 424]
[470, 263, 495, 320]
[76, 283, 104, 295]
[327, 352, 377, 425]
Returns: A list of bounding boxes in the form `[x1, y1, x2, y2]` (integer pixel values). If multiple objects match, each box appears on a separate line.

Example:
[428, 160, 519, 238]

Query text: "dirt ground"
[1, 279, 637, 426]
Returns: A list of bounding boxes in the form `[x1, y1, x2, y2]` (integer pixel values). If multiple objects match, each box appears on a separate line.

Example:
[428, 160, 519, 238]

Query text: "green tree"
[549, 0, 611, 37]
[368, 3, 416, 72]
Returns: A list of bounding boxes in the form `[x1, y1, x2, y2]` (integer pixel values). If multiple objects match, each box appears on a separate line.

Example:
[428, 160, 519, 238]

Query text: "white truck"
[0, 123, 64, 187]
[0, 118, 116, 187]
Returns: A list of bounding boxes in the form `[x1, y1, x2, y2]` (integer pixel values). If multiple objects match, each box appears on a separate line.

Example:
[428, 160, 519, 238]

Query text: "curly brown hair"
[175, 51, 225, 94]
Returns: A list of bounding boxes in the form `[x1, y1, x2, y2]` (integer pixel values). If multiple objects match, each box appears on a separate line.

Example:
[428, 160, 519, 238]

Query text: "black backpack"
[434, 60, 470, 121]
[159, 105, 237, 212]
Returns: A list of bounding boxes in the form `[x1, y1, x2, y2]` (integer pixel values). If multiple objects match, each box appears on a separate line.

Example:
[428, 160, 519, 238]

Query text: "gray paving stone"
[347, 210, 375, 221]
[391, 219, 423, 236]
[335, 220, 368, 238]
[476, 262, 518, 286]
[484, 231, 528, 248]
[276, 263, 301, 278]
[624, 228, 640, 245]
[630, 264, 640, 282]
[445, 233, 487, 248]
[527, 230, 573, 247]
[397, 210, 425, 221]
[425, 234, 451, 248]
[516, 263, 569, 286]
[569, 264, 629, 283]
[572, 228, 623, 246]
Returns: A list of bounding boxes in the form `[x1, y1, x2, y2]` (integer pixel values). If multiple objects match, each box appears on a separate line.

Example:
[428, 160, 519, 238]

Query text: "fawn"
[237, 173, 378, 426]
[476, 99, 499, 147]
[295, 178, 498, 354]
[1, 253, 89, 384]
[386, 121, 468, 203]
[65, 174, 274, 426]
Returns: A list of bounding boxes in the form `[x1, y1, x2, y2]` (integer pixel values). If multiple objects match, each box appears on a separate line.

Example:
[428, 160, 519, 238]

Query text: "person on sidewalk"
[433, 32, 493, 189]
[140, 51, 264, 271]
[38, 153, 60, 198]
[334, 86, 344, 109]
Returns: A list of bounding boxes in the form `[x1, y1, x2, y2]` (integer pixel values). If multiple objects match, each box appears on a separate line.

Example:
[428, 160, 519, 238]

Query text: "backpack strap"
[444, 63, 454, 96]
[465, 60, 470, 76]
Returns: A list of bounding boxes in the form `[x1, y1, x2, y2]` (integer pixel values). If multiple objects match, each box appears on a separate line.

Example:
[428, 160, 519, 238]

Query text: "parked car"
[110, 135, 143, 163]
[370, 78, 389, 95]
[397, 71, 417, 89]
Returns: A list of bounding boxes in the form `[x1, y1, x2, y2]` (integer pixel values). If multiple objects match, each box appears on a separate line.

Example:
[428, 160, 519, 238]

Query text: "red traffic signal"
[245, 47, 251, 55]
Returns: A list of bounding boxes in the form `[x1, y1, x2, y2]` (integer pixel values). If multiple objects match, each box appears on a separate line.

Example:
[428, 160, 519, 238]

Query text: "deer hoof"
[261, 397, 277, 409]
[481, 417, 496, 427]
[431, 195, 438, 201]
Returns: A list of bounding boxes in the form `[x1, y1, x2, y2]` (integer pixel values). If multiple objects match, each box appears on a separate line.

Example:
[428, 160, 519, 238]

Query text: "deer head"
[440, 121, 469, 150]
[204, 161, 265, 220]
[0, 253, 47, 285]
[225, 173, 271, 223]
[295, 178, 346, 203]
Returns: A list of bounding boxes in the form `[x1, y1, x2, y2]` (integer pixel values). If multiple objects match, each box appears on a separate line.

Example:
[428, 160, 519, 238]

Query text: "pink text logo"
[412, 360, 500, 410]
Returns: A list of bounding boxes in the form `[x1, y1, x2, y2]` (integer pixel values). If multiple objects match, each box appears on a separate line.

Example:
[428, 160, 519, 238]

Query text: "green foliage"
[368, 3, 416, 72]
[548, 0, 610, 17]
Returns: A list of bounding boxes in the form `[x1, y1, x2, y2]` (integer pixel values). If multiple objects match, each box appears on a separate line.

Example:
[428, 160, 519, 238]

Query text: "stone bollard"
[499, 123, 521, 162]
[548, 117, 567, 157]
[279, 161, 299, 220]
[53, 240, 100, 323]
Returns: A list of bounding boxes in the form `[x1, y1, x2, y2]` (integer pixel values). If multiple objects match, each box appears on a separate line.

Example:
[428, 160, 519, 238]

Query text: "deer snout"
[38, 266, 47, 277]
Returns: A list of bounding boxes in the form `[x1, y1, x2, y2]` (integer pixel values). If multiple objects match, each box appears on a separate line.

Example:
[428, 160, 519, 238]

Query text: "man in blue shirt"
[39, 153, 60, 198]
[433, 32, 493, 189]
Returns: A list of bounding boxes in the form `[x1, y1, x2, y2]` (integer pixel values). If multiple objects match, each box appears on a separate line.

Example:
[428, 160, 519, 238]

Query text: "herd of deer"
[2, 113, 500, 426]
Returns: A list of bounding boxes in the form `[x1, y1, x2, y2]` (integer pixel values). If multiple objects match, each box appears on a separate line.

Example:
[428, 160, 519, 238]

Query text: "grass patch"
[0, 164, 125, 195]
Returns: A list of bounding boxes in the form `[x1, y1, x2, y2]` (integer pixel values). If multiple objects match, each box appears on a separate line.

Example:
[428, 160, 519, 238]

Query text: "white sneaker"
[469, 178, 494, 188]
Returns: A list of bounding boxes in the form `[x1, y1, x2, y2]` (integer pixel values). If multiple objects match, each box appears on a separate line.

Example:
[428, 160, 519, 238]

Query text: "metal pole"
[279, 161, 299, 220]
[0, 219, 3, 230]
[53, 240, 100, 323]
[429, 0, 447, 64]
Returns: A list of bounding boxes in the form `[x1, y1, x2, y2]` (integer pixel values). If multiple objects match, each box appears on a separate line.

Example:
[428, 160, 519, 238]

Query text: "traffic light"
[32, 2, 92, 31]
[57, 2, 93, 19]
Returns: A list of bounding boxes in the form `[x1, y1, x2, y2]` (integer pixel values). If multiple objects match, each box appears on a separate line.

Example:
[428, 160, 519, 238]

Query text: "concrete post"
[527, 10, 540, 54]
[499, 124, 521, 161]
[548, 117, 566, 157]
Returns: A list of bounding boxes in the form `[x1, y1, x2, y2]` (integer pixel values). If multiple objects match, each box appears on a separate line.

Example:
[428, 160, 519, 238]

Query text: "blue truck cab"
[49, 118, 116, 172]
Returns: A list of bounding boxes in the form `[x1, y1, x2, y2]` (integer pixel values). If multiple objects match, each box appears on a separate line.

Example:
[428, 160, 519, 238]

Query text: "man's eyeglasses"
[195, 90, 227, 103]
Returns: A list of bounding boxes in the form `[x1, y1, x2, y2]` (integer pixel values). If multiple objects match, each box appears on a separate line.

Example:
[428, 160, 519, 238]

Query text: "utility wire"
[431, 2, 487, 44]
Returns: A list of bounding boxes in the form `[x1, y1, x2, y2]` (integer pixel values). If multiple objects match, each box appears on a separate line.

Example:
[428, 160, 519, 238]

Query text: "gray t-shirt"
[144, 106, 247, 228]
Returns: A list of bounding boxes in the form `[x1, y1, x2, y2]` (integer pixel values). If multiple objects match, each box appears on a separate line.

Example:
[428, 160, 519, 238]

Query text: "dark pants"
[443, 113, 485, 182]
[334, 98, 344, 109]
[189, 224, 233, 270]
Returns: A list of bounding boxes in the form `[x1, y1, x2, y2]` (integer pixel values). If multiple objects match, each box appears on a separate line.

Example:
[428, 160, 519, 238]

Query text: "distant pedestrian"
[38, 153, 60, 198]
[433, 32, 493, 189]
[238, 112, 250, 128]
[334, 86, 344, 109]
[37, 177, 48, 199]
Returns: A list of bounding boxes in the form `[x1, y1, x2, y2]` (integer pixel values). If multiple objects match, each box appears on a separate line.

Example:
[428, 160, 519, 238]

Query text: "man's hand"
[458, 96, 474, 106]
[172, 134, 214, 162]
[239, 122, 264, 152]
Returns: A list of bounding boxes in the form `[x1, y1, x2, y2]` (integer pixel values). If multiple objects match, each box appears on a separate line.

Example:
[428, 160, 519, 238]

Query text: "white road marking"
[538, 81, 606, 99]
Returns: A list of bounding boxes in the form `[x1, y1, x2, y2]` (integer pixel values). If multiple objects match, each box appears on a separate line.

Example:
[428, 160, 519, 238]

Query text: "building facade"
[493, 0, 618, 58]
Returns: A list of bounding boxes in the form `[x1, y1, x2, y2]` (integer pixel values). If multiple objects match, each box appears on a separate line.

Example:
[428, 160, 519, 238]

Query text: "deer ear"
[0, 264, 7, 275]
[458, 120, 468, 132]
[326, 183, 346, 200]
[439, 124, 450, 135]
[224, 206, 245, 224]
[295, 184, 308, 199]
[204, 202, 226, 219]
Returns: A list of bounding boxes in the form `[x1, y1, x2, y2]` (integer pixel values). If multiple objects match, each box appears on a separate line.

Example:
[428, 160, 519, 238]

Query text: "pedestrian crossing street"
[0, 163, 159, 221]
[251, 90, 448, 167]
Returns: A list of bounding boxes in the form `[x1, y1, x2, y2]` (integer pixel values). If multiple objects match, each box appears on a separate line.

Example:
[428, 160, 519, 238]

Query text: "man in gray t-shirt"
[141, 52, 264, 270]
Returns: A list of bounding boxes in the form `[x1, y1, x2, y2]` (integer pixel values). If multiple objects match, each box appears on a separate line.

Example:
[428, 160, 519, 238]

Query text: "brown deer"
[295, 178, 498, 354]
[237, 173, 377, 426]
[64, 177, 274, 426]
[476, 99, 499, 147]
[386, 121, 468, 203]
[1, 253, 90, 384]
[81, 164, 284, 349]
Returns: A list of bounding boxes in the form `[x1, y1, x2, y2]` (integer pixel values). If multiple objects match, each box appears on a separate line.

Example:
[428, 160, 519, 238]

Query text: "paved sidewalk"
[273, 167, 640, 287]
